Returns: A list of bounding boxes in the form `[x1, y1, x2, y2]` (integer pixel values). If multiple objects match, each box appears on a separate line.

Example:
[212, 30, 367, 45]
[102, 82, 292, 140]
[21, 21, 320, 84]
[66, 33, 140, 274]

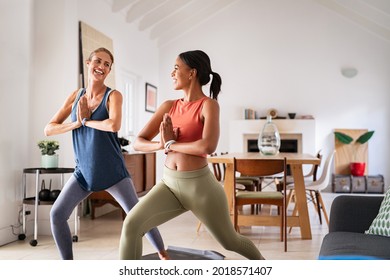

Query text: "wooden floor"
[0, 192, 338, 260]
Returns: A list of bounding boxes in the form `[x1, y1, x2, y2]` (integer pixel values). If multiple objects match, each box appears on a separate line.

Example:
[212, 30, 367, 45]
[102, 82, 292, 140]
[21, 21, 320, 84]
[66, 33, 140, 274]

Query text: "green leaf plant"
[334, 131, 374, 162]
[37, 140, 60, 156]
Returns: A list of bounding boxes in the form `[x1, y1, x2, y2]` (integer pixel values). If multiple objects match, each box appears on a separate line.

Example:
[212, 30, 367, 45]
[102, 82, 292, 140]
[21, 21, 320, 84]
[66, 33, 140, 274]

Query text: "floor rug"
[142, 246, 225, 260]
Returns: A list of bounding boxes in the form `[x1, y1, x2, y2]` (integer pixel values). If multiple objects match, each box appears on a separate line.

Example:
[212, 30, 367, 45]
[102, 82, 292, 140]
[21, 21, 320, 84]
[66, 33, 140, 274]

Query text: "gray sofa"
[319, 195, 390, 260]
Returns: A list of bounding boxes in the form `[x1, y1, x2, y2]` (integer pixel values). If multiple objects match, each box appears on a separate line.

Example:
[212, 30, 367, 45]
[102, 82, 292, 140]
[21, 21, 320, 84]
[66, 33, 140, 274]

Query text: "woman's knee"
[50, 204, 70, 224]
[122, 213, 144, 236]
[121, 216, 145, 246]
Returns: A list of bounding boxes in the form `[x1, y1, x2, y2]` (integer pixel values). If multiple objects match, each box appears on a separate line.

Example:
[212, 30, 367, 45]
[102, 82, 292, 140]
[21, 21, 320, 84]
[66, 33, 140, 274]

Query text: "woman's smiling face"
[87, 51, 112, 82]
[171, 56, 193, 90]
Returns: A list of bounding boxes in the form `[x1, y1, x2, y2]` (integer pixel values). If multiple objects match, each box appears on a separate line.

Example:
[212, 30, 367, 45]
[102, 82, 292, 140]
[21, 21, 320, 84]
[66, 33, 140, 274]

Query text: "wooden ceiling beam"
[156, 0, 237, 46]
[111, 0, 137, 13]
[126, 0, 167, 23]
[150, 0, 211, 39]
[139, 0, 191, 31]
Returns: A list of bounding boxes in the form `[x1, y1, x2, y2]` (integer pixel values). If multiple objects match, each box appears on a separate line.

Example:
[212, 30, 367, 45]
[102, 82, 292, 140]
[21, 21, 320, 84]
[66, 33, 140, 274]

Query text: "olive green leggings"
[119, 165, 263, 260]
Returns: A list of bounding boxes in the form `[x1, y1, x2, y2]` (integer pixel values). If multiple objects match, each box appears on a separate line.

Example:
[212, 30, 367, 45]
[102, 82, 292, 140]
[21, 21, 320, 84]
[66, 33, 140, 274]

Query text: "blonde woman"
[44, 47, 168, 260]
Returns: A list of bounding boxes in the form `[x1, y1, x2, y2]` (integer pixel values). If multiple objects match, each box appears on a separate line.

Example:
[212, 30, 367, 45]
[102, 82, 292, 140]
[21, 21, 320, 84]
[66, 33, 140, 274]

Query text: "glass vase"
[258, 115, 281, 155]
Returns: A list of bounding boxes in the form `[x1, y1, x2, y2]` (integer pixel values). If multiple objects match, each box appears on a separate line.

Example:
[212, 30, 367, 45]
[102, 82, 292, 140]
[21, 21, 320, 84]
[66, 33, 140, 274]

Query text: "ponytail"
[209, 71, 222, 100]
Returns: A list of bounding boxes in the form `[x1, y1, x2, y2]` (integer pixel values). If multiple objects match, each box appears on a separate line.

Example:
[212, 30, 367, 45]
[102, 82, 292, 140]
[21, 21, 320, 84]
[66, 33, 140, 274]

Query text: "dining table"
[207, 152, 321, 240]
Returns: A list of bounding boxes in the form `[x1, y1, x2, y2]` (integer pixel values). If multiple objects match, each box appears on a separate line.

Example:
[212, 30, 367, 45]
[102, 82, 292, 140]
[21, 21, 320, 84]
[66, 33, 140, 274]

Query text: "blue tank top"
[71, 87, 129, 191]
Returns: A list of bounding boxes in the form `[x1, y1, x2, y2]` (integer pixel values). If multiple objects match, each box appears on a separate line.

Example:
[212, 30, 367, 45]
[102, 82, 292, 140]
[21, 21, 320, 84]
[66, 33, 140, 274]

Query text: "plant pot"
[350, 162, 366, 176]
[41, 154, 59, 168]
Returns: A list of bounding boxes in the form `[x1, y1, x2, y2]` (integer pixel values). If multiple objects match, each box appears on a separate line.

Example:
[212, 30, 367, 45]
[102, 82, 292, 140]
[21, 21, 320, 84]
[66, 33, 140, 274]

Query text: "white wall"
[159, 0, 390, 183]
[0, 0, 33, 245]
[0, 0, 160, 245]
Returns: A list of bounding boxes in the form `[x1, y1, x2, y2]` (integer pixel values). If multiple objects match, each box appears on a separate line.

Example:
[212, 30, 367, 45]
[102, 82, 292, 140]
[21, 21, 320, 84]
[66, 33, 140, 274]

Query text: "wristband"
[164, 140, 176, 150]
[81, 118, 89, 127]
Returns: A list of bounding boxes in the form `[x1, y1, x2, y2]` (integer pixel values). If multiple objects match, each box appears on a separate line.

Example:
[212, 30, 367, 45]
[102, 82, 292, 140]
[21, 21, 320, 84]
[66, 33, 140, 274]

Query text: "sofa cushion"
[319, 231, 390, 260]
[328, 195, 382, 233]
[365, 188, 390, 237]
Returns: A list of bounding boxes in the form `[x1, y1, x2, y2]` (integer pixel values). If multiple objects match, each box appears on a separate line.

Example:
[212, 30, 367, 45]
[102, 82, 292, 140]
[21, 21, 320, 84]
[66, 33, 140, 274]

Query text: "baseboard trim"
[0, 226, 19, 246]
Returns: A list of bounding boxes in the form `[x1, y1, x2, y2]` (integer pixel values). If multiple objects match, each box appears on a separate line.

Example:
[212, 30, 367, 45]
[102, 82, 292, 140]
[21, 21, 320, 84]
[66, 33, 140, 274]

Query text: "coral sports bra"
[168, 97, 208, 157]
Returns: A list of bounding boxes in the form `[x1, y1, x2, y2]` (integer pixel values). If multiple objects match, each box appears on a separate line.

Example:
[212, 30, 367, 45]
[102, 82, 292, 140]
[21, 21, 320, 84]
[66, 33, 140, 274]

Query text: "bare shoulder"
[158, 99, 175, 112]
[203, 98, 219, 111]
[145, 99, 176, 122]
[201, 98, 219, 121]
[64, 89, 81, 105]
[161, 99, 175, 107]
[68, 88, 80, 99]
[108, 89, 122, 98]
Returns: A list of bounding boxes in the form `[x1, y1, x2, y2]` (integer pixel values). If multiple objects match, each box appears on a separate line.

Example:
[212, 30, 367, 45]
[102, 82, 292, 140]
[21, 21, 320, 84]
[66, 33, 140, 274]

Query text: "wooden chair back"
[311, 150, 323, 181]
[210, 153, 223, 181]
[235, 158, 286, 178]
[233, 157, 288, 252]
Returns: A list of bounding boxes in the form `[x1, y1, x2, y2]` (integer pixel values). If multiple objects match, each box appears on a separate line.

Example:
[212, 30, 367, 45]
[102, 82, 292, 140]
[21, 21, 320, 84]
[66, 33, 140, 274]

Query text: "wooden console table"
[88, 152, 156, 219]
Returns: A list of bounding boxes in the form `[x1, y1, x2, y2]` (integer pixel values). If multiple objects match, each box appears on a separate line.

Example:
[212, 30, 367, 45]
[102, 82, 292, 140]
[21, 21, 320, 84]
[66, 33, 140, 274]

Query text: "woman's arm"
[168, 98, 220, 156]
[44, 90, 81, 136]
[81, 90, 122, 132]
[133, 100, 174, 152]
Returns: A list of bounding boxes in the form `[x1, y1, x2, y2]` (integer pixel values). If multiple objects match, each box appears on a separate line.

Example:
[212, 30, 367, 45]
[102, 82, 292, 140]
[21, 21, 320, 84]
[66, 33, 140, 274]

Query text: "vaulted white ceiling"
[314, 0, 390, 42]
[109, 0, 239, 47]
[108, 0, 390, 47]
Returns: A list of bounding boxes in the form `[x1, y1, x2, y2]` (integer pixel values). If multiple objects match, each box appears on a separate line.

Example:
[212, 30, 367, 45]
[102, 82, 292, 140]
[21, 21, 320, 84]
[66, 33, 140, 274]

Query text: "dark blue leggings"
[50, 175, 165, 259]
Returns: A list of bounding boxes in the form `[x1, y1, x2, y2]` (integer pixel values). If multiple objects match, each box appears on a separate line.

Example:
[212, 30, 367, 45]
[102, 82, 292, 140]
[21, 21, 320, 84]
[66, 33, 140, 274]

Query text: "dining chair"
[305, 149, 323, 182]
[285, 150, 323, 209]
[220, 152, 261, 192]
[233, 157, 288, 252]
[196, 153, 257, 233]
[221, 152, 263, 213]
[210, 153, 258, 193]
[288, 150, 335, 226]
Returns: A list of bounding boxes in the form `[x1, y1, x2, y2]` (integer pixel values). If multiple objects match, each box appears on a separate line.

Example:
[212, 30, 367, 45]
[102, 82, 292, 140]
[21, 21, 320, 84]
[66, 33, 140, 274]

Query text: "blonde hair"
[88, 47, 114, 66]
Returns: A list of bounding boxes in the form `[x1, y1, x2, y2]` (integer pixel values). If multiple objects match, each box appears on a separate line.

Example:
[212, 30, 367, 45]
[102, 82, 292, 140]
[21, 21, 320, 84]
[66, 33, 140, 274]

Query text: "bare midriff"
[165, 152, 208, 171]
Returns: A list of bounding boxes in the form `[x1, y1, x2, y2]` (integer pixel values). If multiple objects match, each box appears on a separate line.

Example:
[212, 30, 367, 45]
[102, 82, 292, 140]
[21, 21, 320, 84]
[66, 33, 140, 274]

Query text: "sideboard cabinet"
[88, 152, 156, 219]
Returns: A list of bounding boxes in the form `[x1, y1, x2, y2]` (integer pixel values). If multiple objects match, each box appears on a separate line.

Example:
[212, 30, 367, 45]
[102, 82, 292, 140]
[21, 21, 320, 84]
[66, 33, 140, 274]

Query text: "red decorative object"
[350, 162, 366, 176]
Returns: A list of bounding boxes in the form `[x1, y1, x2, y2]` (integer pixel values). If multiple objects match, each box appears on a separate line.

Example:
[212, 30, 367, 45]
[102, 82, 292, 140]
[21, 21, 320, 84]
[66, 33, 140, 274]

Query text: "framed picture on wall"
[145, 83, 157, 113]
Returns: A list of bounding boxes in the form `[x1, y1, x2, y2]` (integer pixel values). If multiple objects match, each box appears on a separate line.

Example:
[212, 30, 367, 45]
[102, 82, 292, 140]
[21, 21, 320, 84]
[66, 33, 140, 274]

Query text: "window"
[119, 72, 137, 138]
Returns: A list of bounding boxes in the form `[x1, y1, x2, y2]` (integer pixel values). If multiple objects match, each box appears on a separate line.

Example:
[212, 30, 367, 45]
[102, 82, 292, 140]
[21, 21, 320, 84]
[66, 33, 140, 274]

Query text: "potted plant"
[334, 130, 374, 176]
[37, 140, 60, 168]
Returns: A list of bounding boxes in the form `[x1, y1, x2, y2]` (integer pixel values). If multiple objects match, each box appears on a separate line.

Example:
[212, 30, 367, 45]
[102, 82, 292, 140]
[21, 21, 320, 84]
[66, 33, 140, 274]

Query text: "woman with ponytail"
[119, 50, 264, 260]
